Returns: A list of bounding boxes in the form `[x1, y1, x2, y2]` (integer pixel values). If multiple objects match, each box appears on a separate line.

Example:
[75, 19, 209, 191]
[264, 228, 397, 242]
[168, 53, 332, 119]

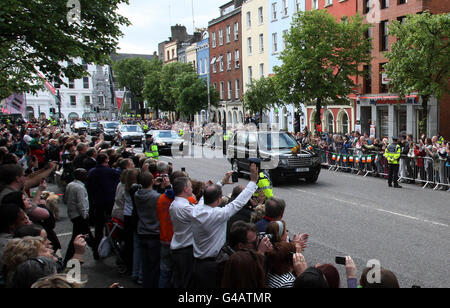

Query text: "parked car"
[118, 124, 144, 146]
[71, 121, 88, 134]
[147, 130, 188, 155]
[87, 122, 101, 136]
[98, 121, 120, 141]
[227, 130, 321, 184]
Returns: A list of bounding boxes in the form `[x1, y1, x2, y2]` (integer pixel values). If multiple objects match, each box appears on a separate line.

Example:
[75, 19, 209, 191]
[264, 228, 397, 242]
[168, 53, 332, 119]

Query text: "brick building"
[357, 0, 450, 140]
[209, 0, 245, 126]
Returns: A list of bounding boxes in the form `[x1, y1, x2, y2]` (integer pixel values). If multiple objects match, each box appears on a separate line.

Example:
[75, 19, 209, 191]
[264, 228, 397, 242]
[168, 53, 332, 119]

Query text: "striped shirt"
[266, 272, 296, 288]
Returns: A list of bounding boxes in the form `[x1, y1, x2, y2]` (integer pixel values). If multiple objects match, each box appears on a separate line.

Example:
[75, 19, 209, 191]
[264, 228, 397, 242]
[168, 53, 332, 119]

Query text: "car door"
[235, 131, 249, 171]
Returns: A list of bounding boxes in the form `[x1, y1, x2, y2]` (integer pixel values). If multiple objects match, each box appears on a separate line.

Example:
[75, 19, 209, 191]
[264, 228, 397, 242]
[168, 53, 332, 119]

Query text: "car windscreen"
[75, 122, 88, 128]
[121, 126, 142, 133]
[105, 123, 119, 129]
[256, 133, 298, 150]
[157, 131, 178, 139]
[89, 123, 98, 128]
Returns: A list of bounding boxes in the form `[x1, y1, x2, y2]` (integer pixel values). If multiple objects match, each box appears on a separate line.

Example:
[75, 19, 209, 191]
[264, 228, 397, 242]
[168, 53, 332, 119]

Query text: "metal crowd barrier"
[314, 147, 449, 191]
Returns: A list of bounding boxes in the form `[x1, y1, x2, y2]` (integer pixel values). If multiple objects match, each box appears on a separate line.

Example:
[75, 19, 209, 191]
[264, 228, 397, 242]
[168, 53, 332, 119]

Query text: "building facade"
[356, 0, 450, 140]
[268, 0, 306, 132]
[25, 59, 112, 121]
[209, 0, 245, 127]
[196, 32, 211, 125]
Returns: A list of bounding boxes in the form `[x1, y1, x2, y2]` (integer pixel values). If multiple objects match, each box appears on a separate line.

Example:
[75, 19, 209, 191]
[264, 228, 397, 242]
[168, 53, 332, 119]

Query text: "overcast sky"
[117, 0, 229, 54]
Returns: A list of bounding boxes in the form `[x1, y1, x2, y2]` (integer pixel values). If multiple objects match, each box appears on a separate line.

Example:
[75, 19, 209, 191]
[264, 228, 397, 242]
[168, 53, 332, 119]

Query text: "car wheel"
[305, 170, 320, 184]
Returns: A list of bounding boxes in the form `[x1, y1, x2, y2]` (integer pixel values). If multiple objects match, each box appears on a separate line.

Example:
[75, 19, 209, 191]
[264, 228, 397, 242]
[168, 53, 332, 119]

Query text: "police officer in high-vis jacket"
[143, 134, 159, 160]
[248, 158, 274, 199]
[384, 136, 402, 188]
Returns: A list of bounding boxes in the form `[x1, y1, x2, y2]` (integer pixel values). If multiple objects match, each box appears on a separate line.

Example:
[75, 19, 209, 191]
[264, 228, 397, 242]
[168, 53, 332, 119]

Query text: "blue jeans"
[139, 235, 161, 288]
[159, 244, 173, 288]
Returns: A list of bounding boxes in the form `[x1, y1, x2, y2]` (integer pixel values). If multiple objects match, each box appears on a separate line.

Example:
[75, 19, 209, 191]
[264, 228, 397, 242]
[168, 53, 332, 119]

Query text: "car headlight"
[158, 142, 166, 146]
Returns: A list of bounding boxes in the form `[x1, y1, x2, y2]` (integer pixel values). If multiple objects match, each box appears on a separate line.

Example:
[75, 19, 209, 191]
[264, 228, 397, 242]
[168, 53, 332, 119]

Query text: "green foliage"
[171, 73, 213, 116]
[0, 0, 130, 100]
[114, 57, 154, 115]
[274, 10, 372, 125]
[243, 76, 279, 115]
[384, 11, 450, 102]
[143, 58, 166, 112]
[159, 62, 196, 112]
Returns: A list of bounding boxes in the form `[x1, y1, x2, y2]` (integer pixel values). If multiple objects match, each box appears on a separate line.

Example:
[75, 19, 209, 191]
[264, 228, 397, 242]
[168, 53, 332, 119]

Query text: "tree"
[171, 72, 219, 119]
[274, 10, 372, 130]
[0, 0, 130, 100]
[384, 11, 450, 136]
[113, 57, 153, 118]
[159, 62, 196, 118]
[143, 58, 165, 118]
[243, 76, 279, 123]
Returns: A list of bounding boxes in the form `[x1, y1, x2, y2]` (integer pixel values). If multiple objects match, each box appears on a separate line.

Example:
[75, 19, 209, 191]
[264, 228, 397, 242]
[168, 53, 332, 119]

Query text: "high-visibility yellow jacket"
[144, 143, 159, 160]
[254, 172, 274, 199]
[384, 143, 401, 165]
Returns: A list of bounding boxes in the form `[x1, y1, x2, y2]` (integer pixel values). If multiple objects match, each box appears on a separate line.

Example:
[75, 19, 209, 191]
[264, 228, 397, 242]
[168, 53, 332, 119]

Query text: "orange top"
[157, 193, 197, 245]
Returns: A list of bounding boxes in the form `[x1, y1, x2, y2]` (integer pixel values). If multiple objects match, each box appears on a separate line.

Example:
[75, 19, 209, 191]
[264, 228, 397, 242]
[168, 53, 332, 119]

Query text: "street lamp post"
[56, 90, 62, 120]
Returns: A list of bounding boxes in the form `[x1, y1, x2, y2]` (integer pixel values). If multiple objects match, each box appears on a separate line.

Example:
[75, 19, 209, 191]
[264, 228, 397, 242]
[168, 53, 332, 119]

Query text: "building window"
[212, 32, 217, 48]
[228, 81, 232, 100]
[295, 0, 302, 13]
[380, 20, 389, 51]
[283, 30, 289, 50]
[259, 34, 264, 53]
[272, 33, 278, 53]
[69, 79, 75, 89]
[82, 60, 88, 70]
[363, 0, 370, 14]
[364, 65, 372, 94]
[260, 63, 265, 78]
[227, 52, 232, 71]
[220, 82, 224, 100]
[226, 26, 231, 43]
[235, 50, 240, 68]
[219, 29, 223, 46]
[235, 80, 240, 99]
[312, 0, 319, 10]
[211, 57, 217, 73]
[258, 7, 264, 24]
[83, 77, 89, 89]
[70, 96, 76, 106]
[282, 0, 288, 16]
[248, 66, 253, 85]
[272, 3, 278, 21]
[398, 0, 407, 4]
[219, 55, 224, 72]
[379, 63, 388, 93]
[248, 37, 252, 55]
[234, 22, 239, 40]
[381, 0, 389, 9]
[325, 0, 333, 6]
[84, 96, 91, 105]
[247, 12, 251, 28]
[397, 16, 406, 24]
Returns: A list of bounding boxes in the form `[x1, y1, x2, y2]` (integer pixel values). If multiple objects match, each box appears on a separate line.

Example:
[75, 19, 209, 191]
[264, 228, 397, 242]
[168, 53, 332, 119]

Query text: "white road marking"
[294, 189, 449, 229]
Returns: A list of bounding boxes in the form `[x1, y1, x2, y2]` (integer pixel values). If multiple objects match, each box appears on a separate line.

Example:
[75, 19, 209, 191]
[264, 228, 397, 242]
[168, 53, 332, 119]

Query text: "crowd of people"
[0, 116, 412, 289]
[293, 129, 450, 191]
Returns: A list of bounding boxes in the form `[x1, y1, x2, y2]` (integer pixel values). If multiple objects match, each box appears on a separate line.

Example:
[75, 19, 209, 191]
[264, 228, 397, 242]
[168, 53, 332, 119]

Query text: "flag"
[4, 93, 25, 115]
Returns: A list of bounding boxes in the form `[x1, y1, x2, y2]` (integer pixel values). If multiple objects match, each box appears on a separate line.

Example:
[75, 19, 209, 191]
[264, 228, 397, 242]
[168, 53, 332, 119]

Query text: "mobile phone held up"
[335, 256, 346, 265]
[232, 171, 239, 183]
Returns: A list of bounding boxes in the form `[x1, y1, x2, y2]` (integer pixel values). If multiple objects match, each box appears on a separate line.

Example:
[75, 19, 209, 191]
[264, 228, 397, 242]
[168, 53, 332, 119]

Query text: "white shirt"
[191, 181, 258, 259]
[169, 196, 195, 250]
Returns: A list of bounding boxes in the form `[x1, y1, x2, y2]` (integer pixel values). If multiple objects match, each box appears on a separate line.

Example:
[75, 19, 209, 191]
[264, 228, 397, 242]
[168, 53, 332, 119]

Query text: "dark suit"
[83, 157, 97, 172]
[87, 165, 121, 254]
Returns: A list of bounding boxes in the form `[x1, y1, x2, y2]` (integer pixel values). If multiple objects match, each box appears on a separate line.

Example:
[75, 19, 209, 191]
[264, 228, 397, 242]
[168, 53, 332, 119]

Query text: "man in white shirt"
[169, 176, 194, 288]
[190, 163, 259, 288]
